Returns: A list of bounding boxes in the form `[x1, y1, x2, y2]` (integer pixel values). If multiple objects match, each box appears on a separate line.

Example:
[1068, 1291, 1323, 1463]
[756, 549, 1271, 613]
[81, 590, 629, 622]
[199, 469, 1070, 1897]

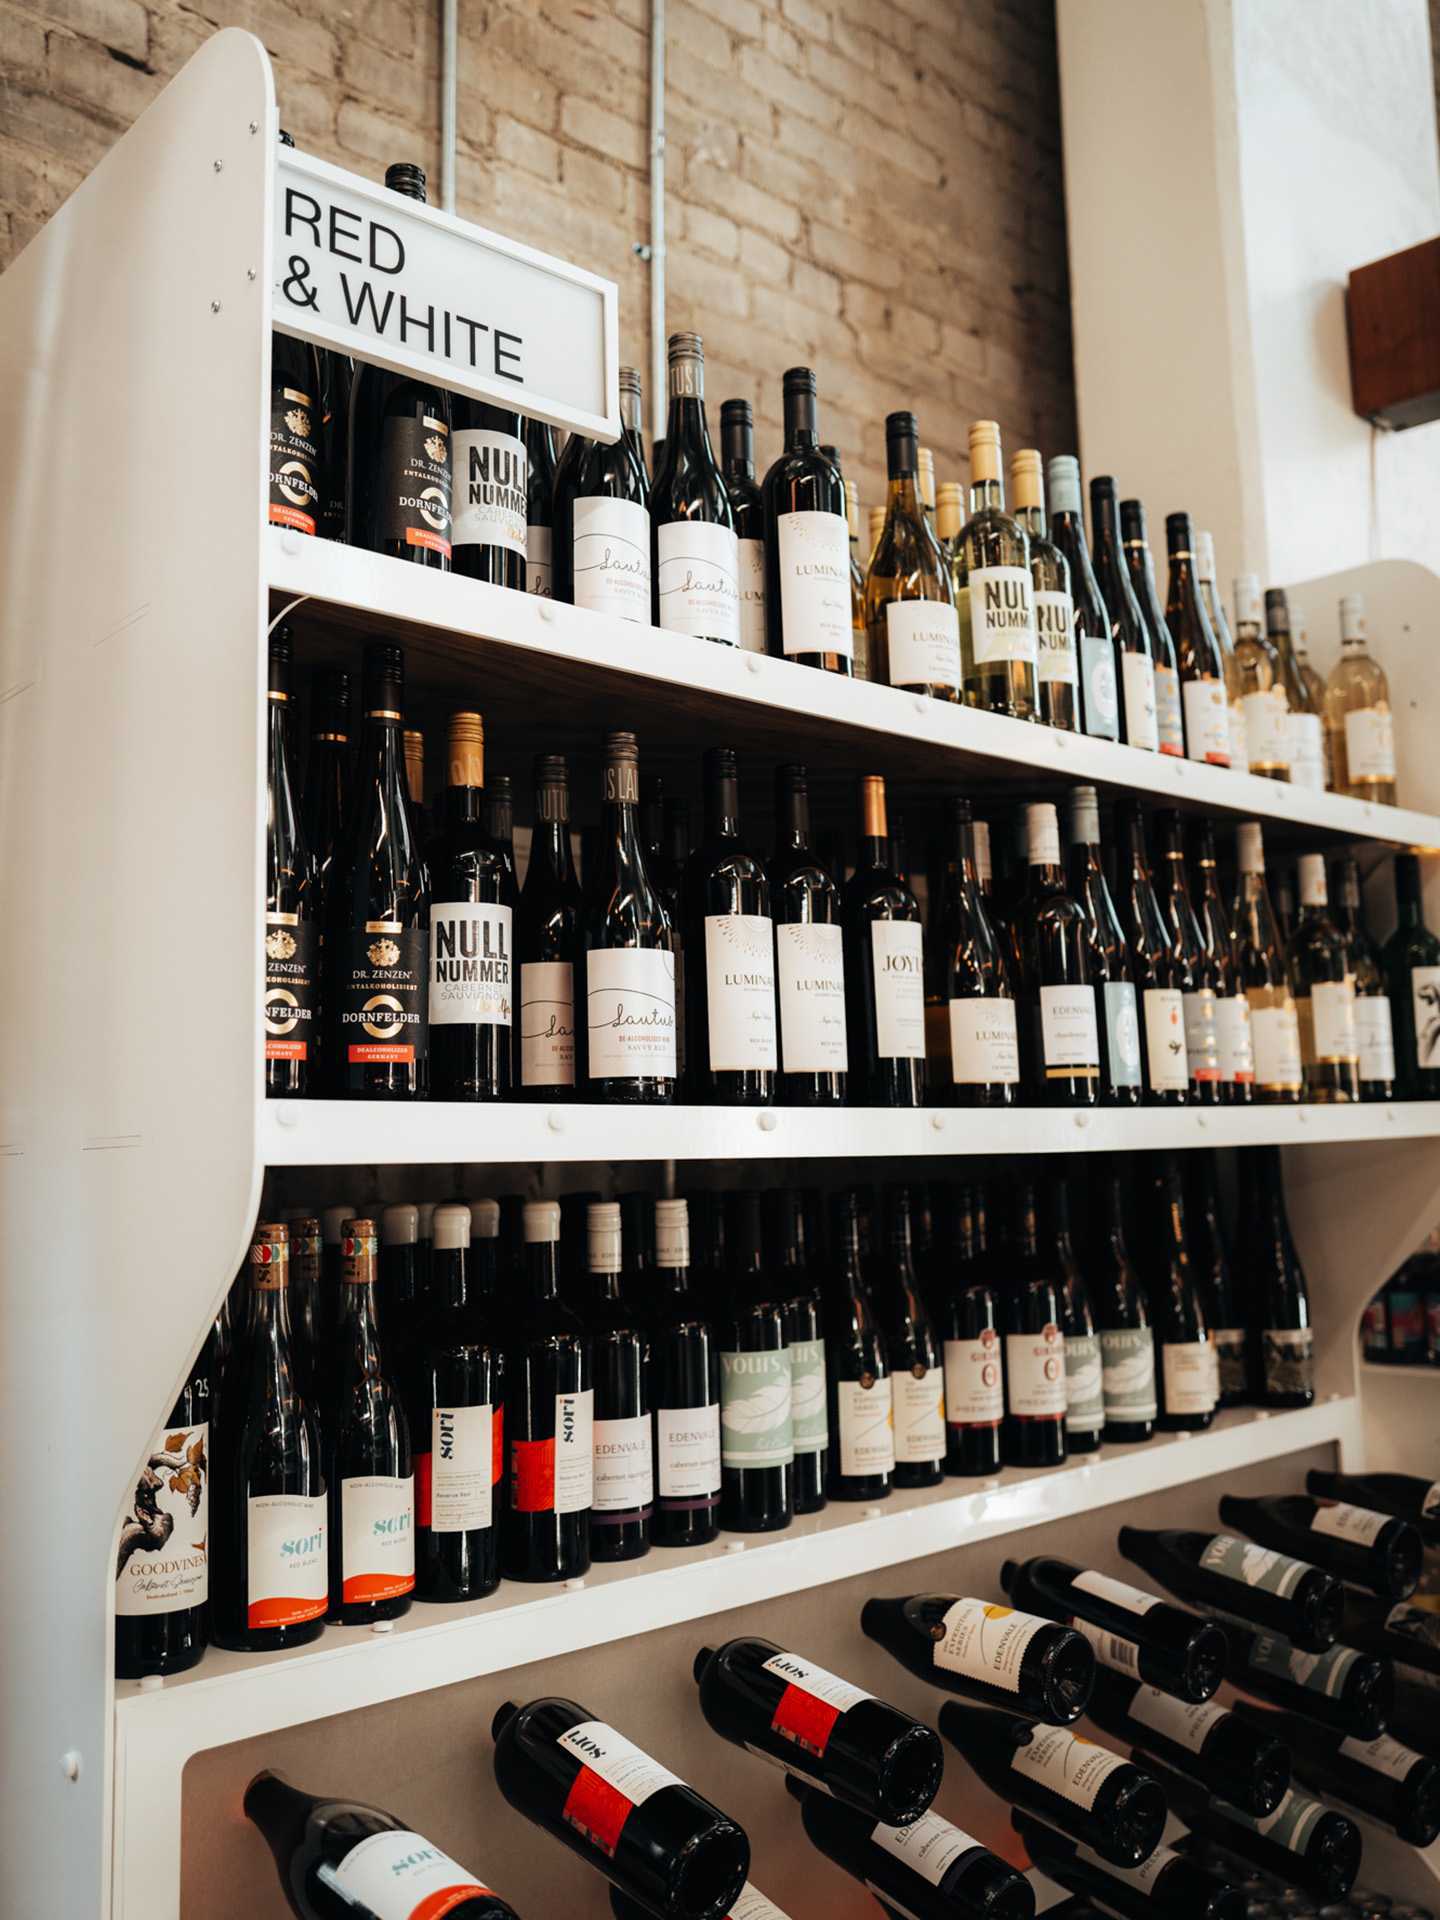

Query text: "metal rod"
[649, 0, 666, 444]
[440, 0, 458, 214]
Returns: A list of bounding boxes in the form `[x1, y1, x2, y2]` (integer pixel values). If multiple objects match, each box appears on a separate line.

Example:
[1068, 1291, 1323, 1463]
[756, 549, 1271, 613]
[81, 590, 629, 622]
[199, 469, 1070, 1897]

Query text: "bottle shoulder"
[761, 450, 845, 518]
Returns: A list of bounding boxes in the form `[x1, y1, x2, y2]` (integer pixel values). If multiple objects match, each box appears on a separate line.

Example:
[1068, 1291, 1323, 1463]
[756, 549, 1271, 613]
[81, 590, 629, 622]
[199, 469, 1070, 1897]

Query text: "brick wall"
[0, 0, 1076, 509]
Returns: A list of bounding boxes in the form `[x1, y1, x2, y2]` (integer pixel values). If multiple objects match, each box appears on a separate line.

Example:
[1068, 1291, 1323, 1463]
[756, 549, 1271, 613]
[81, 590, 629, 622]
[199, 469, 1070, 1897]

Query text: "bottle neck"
[431, 1247, 470, 1315]
[336, 1274, 382, 1371]
[969, 475, 1004, 515]
[1092, 493, 1120, 560]
[784, 387, 819, 451]
[524, 1240, 561, 1301]
[776, 785, 812, 853]
[532, 802, 574, 879]
[704, 772, 741, 841]
[589, 1264, 623, 1304]
[1017, 1201, 1039, 1259]
[1015, 502, 1047, 539]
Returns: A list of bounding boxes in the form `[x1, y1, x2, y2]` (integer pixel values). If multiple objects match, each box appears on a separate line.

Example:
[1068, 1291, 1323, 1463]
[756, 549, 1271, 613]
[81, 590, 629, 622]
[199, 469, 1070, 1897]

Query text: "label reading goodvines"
[764, 1652, 872, 1758]
[966, 564, 1037, 668]
[116, 1420, 208, 1617]
[657, 520, 741, 645]
[572, 495, 651, 623]
[720, 1347, 793, 1468]
[705, 913, 778, 1071]
[324, 1829, 496, 1919]
[777, 510, 853, 659]
[1012, 1727, 1126, 1809]
[871, 1809, 982, 1886]
[1230, 1786, 1324, 1855]
[776, 922, 847, 1073]
[885, 596, 961, 692]
[558, 1720, 682, 1858]
[870, 921, 926, 1059]
[428, 902, 512, 1028]
[246, 1491, 327, 1631]
[1129, 1687, 1227, 1753]
[934, 1600, 1046, 1694]
[586, 947, 676, 1081]
[1200, 1533, 1308, 1598]
[1311, 1501, 1389, 1548]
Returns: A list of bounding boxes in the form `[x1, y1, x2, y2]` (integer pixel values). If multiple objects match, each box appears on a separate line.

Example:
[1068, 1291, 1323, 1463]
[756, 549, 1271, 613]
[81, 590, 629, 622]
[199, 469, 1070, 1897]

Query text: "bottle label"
[1072, 1570, 1160, 1616]
[526, 524, 553, 596]
[763, 1652, 873, 1756]
[944, 1328, 1003, 1428]
[1162, 1341, 1215, 1415]
[1214, 1329, 1247, 1398]
[1344, 707, 1397, 784]
[967, 564, 1037, 667]
[510, 1389, 594, 1515]
[1385, 1600, 1440, 1654]
[585, 946, 677, 1080]
[592, 1412, 654, 1514]
[572, 495, 652, 622]
[451, 426, 527, 554]
[657, 519, 741, 644]
[1035, 589, 1077, 686]
[836, 1377, 896, 1478]
[340, 1474, 415, 1605]
[335, 925, 428, 1068]
[116, 1419, 209, 1617]
[1130, 1686, 1227, 1754]
[557, 1720, 682, 1858]
[775, 922, 848, 1074]
[1247, 1632, 1359, 1698]
[1216, 992, 1256, 1084]
[1080, 633, 1119, 738]
[1411, 966, 1440, 1068]
[1121, 651, 1159, 751]
[1102, 980, 1143, 1089]
[520, 959, 575, 1086]
[720, 1347, 794, 1468]
[1076, 1841, 1175, 1895]
[378, 413, 452, 558]
[422, 1404, 494, 1533]
[870, 920, 926, 1060]
[656, 1403, 722, 1500]
[1301, 978, 1358, 1064]
[326, 1829, 498, 1918]
[1250, 997, 1303, 1091]
[891, 1365, 945, 1463]
[705, 913, 778, 1071]
[1075, 1619, 1140, 1675]
[790, 1337, 830, 1456]
[1182, 988, 1222, 1082]
[245, 1490, 327, 1630]
[730, 1886, 792, 1920]
[933, 1599, 1046, 1693]
[265, 916, 320, 1063]
[1100, 1326, 1157, 1422]
[885, 596, 961, 691]
[428, 902, 512, 1029]
[1182, 676, 1231, 765]
[1155, 663, 1184, 755]
[1262, 1325, 1314, 1397]
[1339, 1731, 1421, 1783]
[1311, 1500, 1388, 1547]
[1244, 689, 1290, 772]
[737, 536, 768, 654]
[1200, 1532, 1308, 1598]
[1005, 1325, 1067, 1417]
[1227, 695, 1249, 776]
[870, 1810, 982, 1886]
[1011, 1727, 1125, 1810]
[268, 381, 320, 534]
[1039, 984, 1100, 1073]
[1064, 1333, 1104, 1435]
[777, 510, 853, 658]
[1142, 986, 1189, 1091]
[1231, 1786, 1325, 1855]
[1287, 711, 1326, 791]
[1356, 994, 1396, 1084]
[948, 996, 1020, 1084]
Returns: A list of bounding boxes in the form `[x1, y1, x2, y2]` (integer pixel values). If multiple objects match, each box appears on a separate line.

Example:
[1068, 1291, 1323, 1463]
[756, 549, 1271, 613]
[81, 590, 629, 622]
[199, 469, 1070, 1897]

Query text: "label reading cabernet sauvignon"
[268, 383, 320, 534]
[264, 915, 319, 1062]
[336, 924, 428, 1067]
[451, 427, 527, 554]
[428, 902, 512, 1027]
[378, 413, 452, 557]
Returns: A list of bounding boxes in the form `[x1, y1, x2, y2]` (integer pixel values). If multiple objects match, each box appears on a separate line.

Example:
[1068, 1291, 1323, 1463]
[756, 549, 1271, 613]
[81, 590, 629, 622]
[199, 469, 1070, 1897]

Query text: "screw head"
[213, 158, 224, 173]
[210, 299, 222, 314]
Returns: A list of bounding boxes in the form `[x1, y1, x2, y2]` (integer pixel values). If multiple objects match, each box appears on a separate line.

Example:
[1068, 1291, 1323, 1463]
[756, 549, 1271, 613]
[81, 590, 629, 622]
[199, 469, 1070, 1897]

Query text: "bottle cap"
[972, 818, 992, 886]
[917, 445, 937, 507]
[290, 1215, 320, 1246]
[1119, 497, 1147, 542]
[362, 641, 405, 719]
[523, 1200, 561, 1244]
[967, 421, 1001, 486]
[250, 1222, 290, 1286]
[1235, 573, 1262, 625]
[783, 366, 817, 394]
[472, 1198, 500, 1239]
[666, 332, 703, 360]
[1237, 821, 1266, 874]
[1165, 510, 1194, 551]
[719, 397, 753, 429]
[935, 482, 964, 542]
[1009, 448, 1043, 511]
[1090, 473, 1117, 498]
[432, 1203, 472, 1251]
[417, 1201, 436, 1239]
[1046, 454, 1081, 516]
[447, 711, 484, 791]
[1298, 854, 1328, 907]
[1196, 529, 1217, 581]
[620, 365, 642, 395]
[403, 729, 425, 802]
[654, 1197, 690, 1267]
[384, 162, 427, 202]
[1026, 802, 1061, 868]
[321, 1204, 356, 1245]
[1339, 594, 1366, 644]
[310, 664, 351, 734]
[946, 794, 973, 826]
[859, 773, 888, 840]
[1264, 587, 1290, 637]
[587, 1201, 623, 1274]
[1068, 785, 1101, 847]
[705, 745, 739, 781]
[381, 1203, 419, 1246]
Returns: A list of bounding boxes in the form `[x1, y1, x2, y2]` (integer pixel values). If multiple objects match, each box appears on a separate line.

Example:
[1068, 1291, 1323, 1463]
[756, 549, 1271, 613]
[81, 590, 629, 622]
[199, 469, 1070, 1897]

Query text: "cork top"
[448, 711, 484, 791]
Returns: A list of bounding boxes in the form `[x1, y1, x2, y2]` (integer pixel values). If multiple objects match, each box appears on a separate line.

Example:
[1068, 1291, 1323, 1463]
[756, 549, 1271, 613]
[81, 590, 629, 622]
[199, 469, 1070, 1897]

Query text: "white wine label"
[729, 1885, 793, 1920]
[1155, 664, 1185, 755]
[554, 1389, 594, 1514]
[520, 959, 575, 1086]
[1072, 1570, 1161, 1616]
[1035, 589, 1077, 686]
[871, 1810, 982, 1886]
[1064, 1333, 1104, 1436]
[1100, 1326, 1157, 1422]
[425, 1404, 493, 1533]
[1076, 1841, 1174, 1895]
[777, 510, 853, 658]
[1182, 988, 1222, 1082]
[1228, 697, 1249, 775]
[1039, 984, 1100, 1072]
[592, 1413, 654, 1514]
[870, 920, 926, 1060]
[737, 537, 768, 653]
[1339, 1731, 1421, 1782]
[117, 1419, 209, 1617]
[526, 524, 553, 596]
[1130, 1687, 1228, 1753]
[586, 946, 677, 1080]
[933, 1599, 1046, 1693]
[1200, 1533, 1308, 1598]
[1244, 689, 1290, 772]
[1344, 707, 1397, 784]
[451, 427, 527, 553]
[1356, 995, 1396, 1083]
[656, 1403, 721, 1499]
[1011, 1727, 1126, 1809]
[885, 596, 961, 691]
[657, 519, 741, 644]
[1411, 966, 1440, 1068]
[340, 1474, 415, 1605]
[1006, 1324, 1067, 1418]
[1161, 1341, 1215, 1416]
[326, 1829, 497, 1917]
[246, 1491, 327, 1630]
[967, 564, 1037, 667]
[1263, 1325, 1314, 1398]
[1075, 1619, 1139, 1675]
[1311, 1500, 1388, 1547]
[1121, 651, 1159, 752]
[572, 495, 651, 622]
[790, 1338, 829, 1456]
[1251, 1000, 1303, 1090]
[428, 902, 512, 1028]
[1080, 633, 1119, 737]
[836, 1377, 896, 1478]
[944, 1329, 1003, 1427]
[558, 1721, 682, 1858]
[1288, 712, 1326, 792]
[1142, 986, 1189, 1091]
[704, 913, 778, 1071]
[1102, 981, 1143, 1089]
[1216, 992, 1256, 1084]
[1307, 978, 1358, 1063]
[1231, 1786, 1324, 1854]
[948, 996, 1020, 1084]
[720, 1347, 793, 1468]
[1183, 676, 1231, 764]
[891, 1365, 945, 1463]
[776, 922, 847, 1073]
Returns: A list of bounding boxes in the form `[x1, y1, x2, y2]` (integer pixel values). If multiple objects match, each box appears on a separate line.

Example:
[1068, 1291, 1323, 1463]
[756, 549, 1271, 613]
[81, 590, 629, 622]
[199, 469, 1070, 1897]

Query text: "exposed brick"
[680, 199, 740, 261]
[780, 0, 831, 41]
[667, 0, 734, 73]
[32, 0, 148, 60]
[739, 224, 791, 286]
[561, 142, 638, 223]
[736, 43, 844, 129]
[685, 157, 801, 244]
[560, 92, 648, 174]
[47, 30, 162, 123]
[0, 4, 47, 74]
[494, 115, 563, 183]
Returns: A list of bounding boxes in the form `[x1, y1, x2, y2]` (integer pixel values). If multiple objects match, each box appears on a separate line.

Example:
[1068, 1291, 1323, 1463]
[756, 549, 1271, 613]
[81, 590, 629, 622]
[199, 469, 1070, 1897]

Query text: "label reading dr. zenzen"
[378, 413, 452, 558]
[335, 924, 428, 1068]
[264, 916, 319, 1064]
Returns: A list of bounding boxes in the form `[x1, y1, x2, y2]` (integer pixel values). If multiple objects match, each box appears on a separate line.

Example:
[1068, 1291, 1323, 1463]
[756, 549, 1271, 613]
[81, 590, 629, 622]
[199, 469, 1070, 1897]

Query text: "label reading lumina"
[777, 510, 853, 657]
[737, 537, 767, 653]
[116, 1420, 209, 1616]
[586, 947, 676, 1080]
[967, 565, 1037, 667]
[704, 913, 778, 1071]
[428, 902, 512, 1027]
[885, 597, 961, 691]
[720, 1347, 793, 1468]
[657, 520, 741, 644]
[948, 997, 1020, 1084]
[776, 922, 847, 1073]
[870, 921, 926, 1059]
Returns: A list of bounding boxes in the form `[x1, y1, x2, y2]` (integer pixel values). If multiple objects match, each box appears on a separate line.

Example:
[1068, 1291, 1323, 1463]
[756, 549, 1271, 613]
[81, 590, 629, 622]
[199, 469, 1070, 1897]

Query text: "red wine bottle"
[1218, 1618, 1392, 1737]
[523, 415, 558, 598]
[1091, 1163, 1156, 1445]
[1307, 1466, 1440, 1547]
[824, 1189, 894, 1501]
[761, 367, 853, 673]
[937, 1183, 1003, 1478]
[1338, 1593, 1440, 1682]
[716, 1191, 793, 1533]
[1154, 810, 1224, 1102]
[861, 1591, 1094, 1721]
[1065, 790, 1142, 1106]
[517, 753, 582, 1101]
[1232, 1698, 1440, 1847]
[1002, 1180, 1068, 1469]
[378, 1202, 423, 1387]
[492, 1696, 749, 1920]
[1051, 1178, 1102, 1455]
[872, 1187, 944, 1488]
[651, 334, 740, 647]
[844, 774, 926, 1107]
[1000, 1556, 1225, 1704]
[1219, 1490, 1420, 1601]
[450, 393, 526, 588]
[552, 367, 652, 619]
[1143, 1156, 1216, 1432]
[1115, 802, 1190, 1105]
[1139, 1758, 1360, 1900]
[1117, 1524, 1342, 1651]
[693, 1637, 943, 1824]
[1011, 1808, 1242, 1920]
[684, 747, 776, 1105]
[1084, 1666, 1287, 1816]
[1022, 802, 1102, 1106]
[770, 763, 847, 1107]
[301, 663, 350, 940]
[649, 1199, 721, 1548]
[937, 796, 1020, 1106]
[1239, 1146, 1315, 1407]
[1184, 1153, 1246, 1407]
[115, 1337, 211, 1678]
[264, 628, 318, 1097]
[719, 399, 767, 656]
[585, 1202, 653, 1563]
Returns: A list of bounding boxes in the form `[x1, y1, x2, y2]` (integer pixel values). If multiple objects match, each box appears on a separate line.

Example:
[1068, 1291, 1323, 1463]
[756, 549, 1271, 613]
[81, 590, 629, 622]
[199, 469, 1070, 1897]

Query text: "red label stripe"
[770, 1682, 841, 1757]
[562, 1765, 633, 1858]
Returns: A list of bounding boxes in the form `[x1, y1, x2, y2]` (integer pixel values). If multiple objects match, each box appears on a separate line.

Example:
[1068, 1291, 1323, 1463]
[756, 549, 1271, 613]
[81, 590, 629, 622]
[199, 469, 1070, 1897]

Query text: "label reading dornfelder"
[117, 1420, 209, 1616]
[572, 496, 651, 622]
[949, 996, 1020, 1084]
[335, 924, 428, 1069]
[324, 1828, 498, 1919]
[777, 510, 853, 659]
[428, 902, 512, 1028]
[705, 913, 778, 1071]
[269, 383, 320, 534]
[657, 520, 741, 644]
[775, 922, 847, 1073]
[264, 915, 319, 1063]
[378, 414, 452, 558]
[451, 427, 527, 554]
[966, 565, 1037, 668]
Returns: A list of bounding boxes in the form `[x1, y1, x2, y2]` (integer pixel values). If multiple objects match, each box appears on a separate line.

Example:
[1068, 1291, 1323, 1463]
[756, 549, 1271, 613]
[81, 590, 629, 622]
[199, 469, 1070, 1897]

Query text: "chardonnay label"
[944, 1328, 1003, 1428]
[1411, 965, 1440, 1068]
[1039, 985, 1100, 1073]
[116, 1419, 208, 1617]
[777, 510, 853, 658]
[1216, 992, 1256, 1084]
[1311, 1500, 1388, 1548]
[1063, 1333, 1104, 1436]
[335, 924, 428, 1068]
[704, 912, 779, 1072]
[1130, 1688, 1228, 1754]
[948, 996, 1020, 1084]
[418, 1404, 496, 1533]
[790, 1338, 830, 1456]
[264, 914, 319, 1064]
[1035, 589, 1077, 686]
[1287, 711, 1326, 792]
[1011, 1727, 1125, 1809]
[557, 1720, 682, 1858]
[1182, 675, 1231, 765]
[1072, 1570, 1160, 1616]
[1244, 688, 1290, 773]
[1161, 1341, 1215, 1416]
[836, 1378, 896, 1478]
[1344, 707, 1397, 785]
[1182, 987, 1222, 1083]
[246, 1491, 327, 1631]
[891, 1365, 944, 1463]
[340, 1474, 415, 1605]
[1230, 1785, 1325, 1854]
[1339, 1731, 1421, 1783]
[776, 922, 848, 1074]
[657, 519, 741, 645]
[519, 959, 575, 1086]
[967, 564, 1037, 668]
[1076, 1841, 1175, 1894]
[428, 902, 512, 1028]
[1120, 651, 1159, 752]
[1102, 981, 1143, 1089]
[451, 426, 527, 554]
[1080, 633, 1120, 738]
[870, 1809, 982, 1886]
[1142, 986, 1188, 1091]
[1200, 1532, 1308, 1598]
[592, 1412, 654, 1514]
[720, 1347, 794, 1468]
[1100, 1326, 1157, 1423]
[763, 1652, 872, 1757]
[655, 1404, 721, 1501]
[526, 524, 553, 597]
[585, 946, 676, 1080]
[1250, 995, 1303, 1091]
[268, 381, 320, 535]
[510, 1389, 594, 1514]
[885, 596, 961, 692]
[572, 495, 651, 623]
[1155, 663, 1184, 756]
[378, 413, 452, 559]
[1247, 1634, 1358, 1699]
[870, 920, 926, 1059]
[1355, 994, 1396, 1084]
[1005, 1324, 1066, 1418]
[737, 536, 768, 653]
[1303, 978, 1358, 1064]
[1262, 1325, 1314, 1397]
[933, 1599, 1046, 1693]
[326, 1829, 497, 1917]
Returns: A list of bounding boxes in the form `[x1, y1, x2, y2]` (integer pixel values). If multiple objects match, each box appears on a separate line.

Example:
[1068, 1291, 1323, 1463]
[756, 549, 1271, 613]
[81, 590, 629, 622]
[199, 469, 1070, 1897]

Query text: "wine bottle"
[1154, 812, 1223, 1102]
[767, 1189, 827, 1514]
[1194, 530, 1249, 770]
[553, 367, 652, 619]
[1091, 478, 1157, 752]
[1288, 854, 1360, 1102]
[863, 1590, 1093, 1721]
[937, 796, 1020, 1106]
[717, 1190, 793, 1532]
[523, 415, 558, 598]
[1215, 1617, 1393, 1737]
[762, 367, 852, 673]
[1191, 820, 1255, 1100]
[936, 1184, 1003, 1477]
[768, 763, 847, 1106]
[501, 1201, 592, 1583]
[1120, 499, 1185, 757]
[1012, 447, 1078, 730]
[1002, 1179, 1068, 1469]
[1165, 513, 1230, 766]
[1266, 587, 1326, 790]
[1384, 852, 1440, 1098]
[268, 187, 325, 540]
[265, 628, 319, 1098]
[378, 1203, 423, 1388]
[1308, 1466, 1440, 1547]
[870, 1187, 944, 1488]
[1241, 1145, 1316, 1408]
[824, 1189, 895, 1501]
[245, 1770, 520, 1920]
[612, 1887, 790, 1920]
[515, 753, 582, 1100]
[845, 478, 870, 678]
[1091, 1163, 1157, 1445]
[1048, 1179, 1103, 1456]
[1115, 803, 1190, 1105]
[844, 774, 926, 1106]
[346, 165, 451, 566]
[451, 388, 526, 587]
[1219, 1490, 1420, 1601]
[577, 732, 677, 1101]
[692, 1637, 943, 1823]
[1144, 1156, 1216, 1432]
[1338, 1594, 1440, 1693]
[115, 1337, 210, 1679]
[285, 1213, 323, 1394]
[1024, 802, 1102, 1106]
[651, 334, 740, 646]
[1147, 1756, 1360, 1899]
[1085, 1667, 1287, 1814]
[955, 419, 1038, 719]
[492, 1695, 749, 1919]
[1225, 574, 1285, 779]
[917, 445, 936, 518]
[1325, 593, 1399, 804]
[648, 1198, 721, 1548]
[1183, 1155, 1245, 1406]
[720, 399, 767, 656]
[1333, 854, 1396, 1099]
[1232, 822, 1302, 1102]
[788, 1782, 1033, 1920]
[315, 342, 350, 544]
[1117, 1524, 1342, 1651]
[583, 1203, 653, 1563]
[1064, 789, 1141, 1107]
[1002, 1556, 1224, 1704]
[1011, 1811, 1241, 1920]
[301, 664, 350, 934]
[684, 748, 776, 1105]
[937, 1702, 1166, 1867]
[403, 727, 430, 851]
[1047, 456, 1118, 740]
[1233, 1699, 1439, 1847]
[865, 411, 961, 698]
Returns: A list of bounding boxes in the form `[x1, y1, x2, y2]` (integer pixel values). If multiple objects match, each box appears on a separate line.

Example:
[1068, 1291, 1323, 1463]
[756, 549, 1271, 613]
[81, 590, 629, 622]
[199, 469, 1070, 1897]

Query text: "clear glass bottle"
[1288, 854, 1359, 1103]
[1119, 497, 1183, 756]
[1292, 602, 1332, 766]
[954, 420, 1037, 719]
[1266, 588, 1326, 791]
[917, 446, 937, 520]
[844, 477, 869, 679]
[1232, 573, 1290, 780]
[1165, 513, 1230, 767]
[1196, 529, 1248, 774]
[1012, 447, 1078, 731]
[1325, 593, 1398, 805]
[1048, 455, 1118, 741]
[1091, 477, 1156, 752]
[864, 412, 961, 699]
[1233, 821, 1303, 1103]
[935, 480, 963, 561]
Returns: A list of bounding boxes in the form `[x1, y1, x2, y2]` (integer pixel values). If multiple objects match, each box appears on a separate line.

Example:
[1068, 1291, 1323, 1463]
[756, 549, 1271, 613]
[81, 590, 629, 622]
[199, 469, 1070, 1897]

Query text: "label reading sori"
[1080, 633, 1119, 738]
[428, 902, 512, 1028]
[336, 924, 428, 1068]
[1011, 1728, 1125, 1809]
[1200, 1533, 1308, 1598]
[891, 1366, 944, 1463]
[775, 922, 847, 1074]
[1005, 1325, 1066, 1418]
[557, 1721, 682, 1858]
[378, 413, 452, 558]
[425, 1404, 493, 1533]
[1039, 985, 1100, 1073]
[763, 1652, 872, 1759]
[1142, 986, 1188, 1091]
[777, 510, 853, 658]
[944, 1329, 1003, 1428]
[934, 1600, 1046, 1693]
[1130, 1687, 1227, 1754]
[949, 996, 1020, 1085]
[1121, 651, 1159, 752]
[885, 596, 961, 691]
[790, 1338, 829, 1457]
[1035, 589, 1077, 687]
[340, 1474, 415, 1606]
[1100, 1326, 1157, 1423]
[870, 1810, 981, 1887]
[264, 915, 319, 1064]
[325, 1829, 496, 1919]
[1064, 1333, 1104, 1436]
[451, 427, 526, 554]
[592, 1413, 654, 1514]
[1311, 1501, 1389, 1548]
[657, 519, 741, 644]
[572, 495, 651, 622]
[720, 1347, 794, 1468]
[836, 1378, 895, 1478]
[1102, 981, 1143, 1089]
[966, 564, 1037, 668]
[655, 1403, 721, 1501]
[586, 946, 676, 1081]
[871, 920, 926, 1059]
[116, 1420, 209, 1616]
[526, 524, 553, 597]
[246, 1491, 327, 1631]
[554, 1389, 594, 1514]
[705, 913, 778, 1072]
[520, 959, 575, 1086]
[737, 537, 767, 653]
